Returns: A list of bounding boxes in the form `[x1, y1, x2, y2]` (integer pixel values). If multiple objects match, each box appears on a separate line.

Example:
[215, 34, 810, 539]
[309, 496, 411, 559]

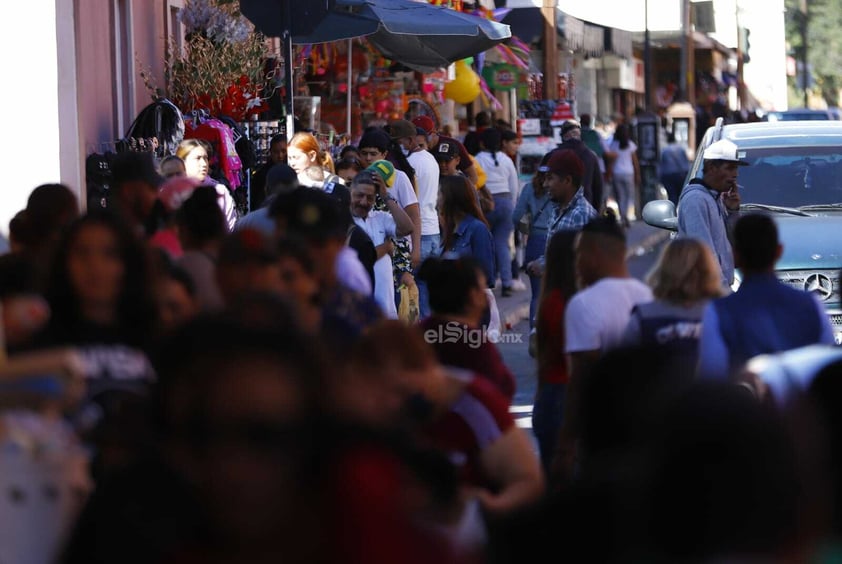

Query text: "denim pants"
[531, 381, 566, 476]
[612, 173, 636, 222]
[415, 233, 441, 319]
[486, 193, 514, 288]
[524, 230, 548, 328]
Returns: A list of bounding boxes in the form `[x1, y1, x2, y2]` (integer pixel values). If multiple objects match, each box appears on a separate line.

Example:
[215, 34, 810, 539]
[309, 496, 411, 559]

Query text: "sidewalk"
[492, 220, 670, 329]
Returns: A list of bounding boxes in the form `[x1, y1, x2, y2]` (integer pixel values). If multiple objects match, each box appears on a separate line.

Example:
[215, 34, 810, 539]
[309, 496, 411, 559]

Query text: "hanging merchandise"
[184, 112, 244, 191]
[444, 59, 481, 105]
[120, 98, 185, 159]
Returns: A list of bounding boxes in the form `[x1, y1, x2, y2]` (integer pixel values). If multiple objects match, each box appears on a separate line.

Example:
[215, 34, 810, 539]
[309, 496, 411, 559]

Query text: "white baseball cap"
[702, 139, 749, 165]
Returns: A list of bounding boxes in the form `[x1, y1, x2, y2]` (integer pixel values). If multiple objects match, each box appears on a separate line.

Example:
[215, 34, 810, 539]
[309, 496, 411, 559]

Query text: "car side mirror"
[642, 199, 678, 231]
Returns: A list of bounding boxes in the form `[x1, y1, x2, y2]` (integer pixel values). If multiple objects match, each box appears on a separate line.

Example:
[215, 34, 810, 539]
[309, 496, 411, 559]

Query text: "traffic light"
[740, 27, 751, 64]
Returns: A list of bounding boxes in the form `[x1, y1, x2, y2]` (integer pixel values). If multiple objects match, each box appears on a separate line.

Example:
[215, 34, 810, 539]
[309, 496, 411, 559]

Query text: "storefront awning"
[499, 7, 626, 59]
[606, 27, 632, 59]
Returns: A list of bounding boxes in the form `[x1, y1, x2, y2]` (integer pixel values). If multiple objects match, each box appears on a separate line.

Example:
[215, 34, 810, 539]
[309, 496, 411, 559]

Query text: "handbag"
[517, 199, 551, 236]
[517, 212, 532, 235]
[484, 288, 502, 342]
[398, 283, 420, 324]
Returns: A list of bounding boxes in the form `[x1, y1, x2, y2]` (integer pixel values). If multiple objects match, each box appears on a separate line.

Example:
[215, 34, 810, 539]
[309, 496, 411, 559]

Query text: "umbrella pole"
[347, 39, 352, 138]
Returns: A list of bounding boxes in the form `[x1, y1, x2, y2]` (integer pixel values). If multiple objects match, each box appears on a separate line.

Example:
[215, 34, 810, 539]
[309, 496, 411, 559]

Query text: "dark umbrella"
[240, 0, 510, 134]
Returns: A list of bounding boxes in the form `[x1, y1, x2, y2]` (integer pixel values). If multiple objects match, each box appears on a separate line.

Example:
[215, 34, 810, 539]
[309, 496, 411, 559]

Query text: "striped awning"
[583, 23, 604, 57]
[606, 27, 632, 59]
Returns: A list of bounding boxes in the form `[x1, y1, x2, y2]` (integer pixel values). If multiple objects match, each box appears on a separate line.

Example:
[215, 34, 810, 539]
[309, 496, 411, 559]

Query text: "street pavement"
[492, 219, 671, 433]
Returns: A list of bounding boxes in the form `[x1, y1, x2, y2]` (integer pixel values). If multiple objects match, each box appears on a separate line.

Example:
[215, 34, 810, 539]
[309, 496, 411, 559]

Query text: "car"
[762, 108, 834, 121]
[642, 119, 842, 344]
[738, 343, 842, 409]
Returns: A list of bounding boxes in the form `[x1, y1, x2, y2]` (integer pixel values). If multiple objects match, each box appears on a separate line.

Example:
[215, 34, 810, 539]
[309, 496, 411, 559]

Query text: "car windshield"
[766, 112, 830, 121]
[696, 146, 842, 208]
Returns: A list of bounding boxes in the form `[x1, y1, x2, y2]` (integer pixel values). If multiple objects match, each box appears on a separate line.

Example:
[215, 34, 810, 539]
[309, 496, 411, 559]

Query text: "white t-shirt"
[354, 211, 398, 319]
[407, 149, 441, 236]
[474, 151, 519, 195]
[565, 277, 654, 354]
[210, 182, 238, 231]
[608, 140, 638, 176]
[388, 169, 419, 251]
[389, 169, 419, 208]
[336, 246, 372, 296]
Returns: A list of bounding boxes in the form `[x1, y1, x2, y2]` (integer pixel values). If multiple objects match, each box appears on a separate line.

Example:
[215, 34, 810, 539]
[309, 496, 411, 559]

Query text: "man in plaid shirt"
[526, 149, 598, 277]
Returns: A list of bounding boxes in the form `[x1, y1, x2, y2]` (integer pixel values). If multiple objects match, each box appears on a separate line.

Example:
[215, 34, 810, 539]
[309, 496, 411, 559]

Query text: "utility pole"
[542, 0, 558, 101]
[644, 0, 652, 111]
[736, 2, 744, 111]
[800, 0, 808, 107]
[680, 0, 695, 105]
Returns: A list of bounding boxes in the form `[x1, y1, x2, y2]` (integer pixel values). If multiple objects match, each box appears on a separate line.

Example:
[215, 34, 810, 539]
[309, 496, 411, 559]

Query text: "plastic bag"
[484, 288, 502, 342]
[398, 284, 420, 324]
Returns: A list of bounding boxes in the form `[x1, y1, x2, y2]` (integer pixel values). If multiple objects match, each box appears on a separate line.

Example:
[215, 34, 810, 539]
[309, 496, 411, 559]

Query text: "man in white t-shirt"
[557, 216, 653, 479]
[349, 170, 415, 318]
[404, 125, 441, 318]
[358, 127, 421, 291]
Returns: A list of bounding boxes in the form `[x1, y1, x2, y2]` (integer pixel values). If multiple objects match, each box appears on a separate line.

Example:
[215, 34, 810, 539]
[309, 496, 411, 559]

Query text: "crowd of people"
[1, 113, 842, 563]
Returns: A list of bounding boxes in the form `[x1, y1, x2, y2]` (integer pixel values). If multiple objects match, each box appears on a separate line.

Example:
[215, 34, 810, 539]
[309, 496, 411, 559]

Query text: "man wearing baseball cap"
[397, 119, 441, 318]
[677, 138, 747, 290]
[525, 149, 598, 277]
[412, 115, 479, 188]
[553, 119, 604, 212]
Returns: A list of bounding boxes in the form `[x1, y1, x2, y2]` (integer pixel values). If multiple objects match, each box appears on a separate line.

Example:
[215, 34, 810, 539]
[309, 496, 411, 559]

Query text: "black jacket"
[556, 138, 604, 211]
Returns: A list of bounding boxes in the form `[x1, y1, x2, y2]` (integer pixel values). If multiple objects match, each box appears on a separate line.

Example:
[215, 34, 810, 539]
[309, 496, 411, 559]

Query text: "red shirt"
[418, 316, 516, 402]
[422, 375, 514, 490]
[536, 289, 569, 385]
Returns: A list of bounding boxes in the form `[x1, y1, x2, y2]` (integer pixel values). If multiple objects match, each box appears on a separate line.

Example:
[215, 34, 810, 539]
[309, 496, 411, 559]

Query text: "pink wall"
[75, 1, 119, 149]
[74, 0, 169, 194]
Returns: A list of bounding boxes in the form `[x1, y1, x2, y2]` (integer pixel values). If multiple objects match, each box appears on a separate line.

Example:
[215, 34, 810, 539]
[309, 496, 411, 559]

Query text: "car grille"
[778, 270, 840, 306]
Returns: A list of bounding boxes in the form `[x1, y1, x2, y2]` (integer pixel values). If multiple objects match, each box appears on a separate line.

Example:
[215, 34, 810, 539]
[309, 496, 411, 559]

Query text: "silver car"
[643, 119, 842, 344]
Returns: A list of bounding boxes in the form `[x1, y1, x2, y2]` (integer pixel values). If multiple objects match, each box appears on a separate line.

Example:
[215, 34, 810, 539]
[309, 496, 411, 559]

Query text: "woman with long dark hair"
[607, 123, 640, 227]
[532, 229, 578, 476]
[436, 174, 495, 288]
[475, 127, 519, 295]
[32, 208, 158, 481]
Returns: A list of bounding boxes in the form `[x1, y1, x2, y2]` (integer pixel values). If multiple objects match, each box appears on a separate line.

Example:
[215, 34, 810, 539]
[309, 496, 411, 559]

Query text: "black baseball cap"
[433, 142, 460, 161]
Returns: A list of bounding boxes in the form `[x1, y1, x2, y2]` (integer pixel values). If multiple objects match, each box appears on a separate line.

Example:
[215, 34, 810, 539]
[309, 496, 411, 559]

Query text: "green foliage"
[785, 0, 842, 106]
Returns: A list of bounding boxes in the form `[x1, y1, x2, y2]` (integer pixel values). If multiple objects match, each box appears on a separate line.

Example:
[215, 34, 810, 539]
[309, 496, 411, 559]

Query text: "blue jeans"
[486, 193, 514, 288]
[612, 173, 636, 222]
[524, 230, 547, 328]
[415, 233, 441, 319]
[531, 381, 566, 476]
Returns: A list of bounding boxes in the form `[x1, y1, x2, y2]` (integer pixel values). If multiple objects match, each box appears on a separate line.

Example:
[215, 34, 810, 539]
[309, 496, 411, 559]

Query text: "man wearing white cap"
[677, 138, 747, 289]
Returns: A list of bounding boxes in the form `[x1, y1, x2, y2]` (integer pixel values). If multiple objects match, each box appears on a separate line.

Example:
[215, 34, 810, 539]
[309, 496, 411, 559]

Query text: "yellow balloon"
[444, 60, 481, 105]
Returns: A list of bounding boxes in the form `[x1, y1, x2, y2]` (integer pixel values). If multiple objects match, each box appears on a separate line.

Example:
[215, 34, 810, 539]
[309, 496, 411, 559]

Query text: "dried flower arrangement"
[141, 0, 276, 121]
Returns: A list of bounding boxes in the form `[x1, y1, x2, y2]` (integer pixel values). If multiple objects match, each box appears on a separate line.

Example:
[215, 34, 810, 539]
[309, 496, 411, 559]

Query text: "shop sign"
[482, 63, 519, 91]
[519, 118, 541, 136]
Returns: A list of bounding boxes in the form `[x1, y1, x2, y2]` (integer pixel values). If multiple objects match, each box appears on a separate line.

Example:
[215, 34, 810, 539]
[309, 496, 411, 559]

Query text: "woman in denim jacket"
[437, 174, 496, 288]
[513, 171, 554, 328]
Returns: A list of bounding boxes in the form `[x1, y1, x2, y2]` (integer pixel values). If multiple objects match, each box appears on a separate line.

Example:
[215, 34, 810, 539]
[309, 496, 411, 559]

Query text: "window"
[167, 0, 185, 56]
[113, 0, 135, 134]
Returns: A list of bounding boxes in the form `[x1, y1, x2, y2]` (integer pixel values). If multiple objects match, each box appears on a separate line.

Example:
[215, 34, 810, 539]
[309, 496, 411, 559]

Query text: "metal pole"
[542, 0, 558, 101]
[347, 39, 353, 137]
[681, 0, 695, 106]
[644, 0, 651, 111]
[736, 2, 744, 111]
[800, 0, 808, 107]
[283, 0, 295, 141]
